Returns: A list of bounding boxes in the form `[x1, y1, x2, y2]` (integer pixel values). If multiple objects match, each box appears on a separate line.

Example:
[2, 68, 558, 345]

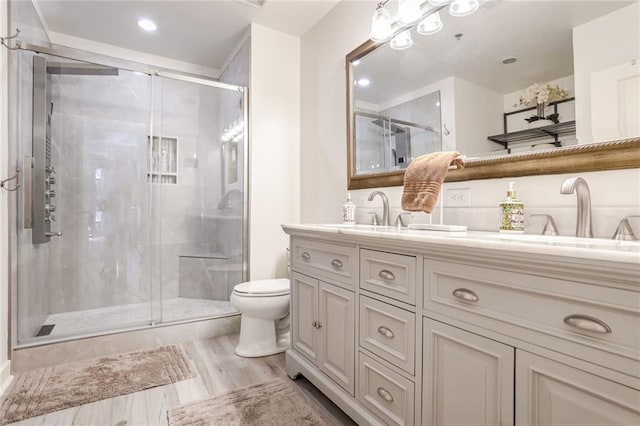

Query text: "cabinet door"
[423, 318, 514, 426]
[318, 281, 355, 395]
[291, 272, 319, 364]
[516, 350, 640, 425]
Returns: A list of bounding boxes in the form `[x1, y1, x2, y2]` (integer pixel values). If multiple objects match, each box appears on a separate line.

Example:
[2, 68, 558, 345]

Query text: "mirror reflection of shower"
[353, 90, 442, 175]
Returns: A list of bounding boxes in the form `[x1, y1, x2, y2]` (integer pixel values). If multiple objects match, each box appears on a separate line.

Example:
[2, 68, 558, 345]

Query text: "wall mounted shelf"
[487, 97, 576, 151]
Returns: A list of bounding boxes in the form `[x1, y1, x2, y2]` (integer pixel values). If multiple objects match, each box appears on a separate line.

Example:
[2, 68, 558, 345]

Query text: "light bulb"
[417, 12, 443, 35]
[369, 5, 393, 42]
[449, 0, 479, 17]
[398, 0, 423, 26]
[390, 30, 414, 50]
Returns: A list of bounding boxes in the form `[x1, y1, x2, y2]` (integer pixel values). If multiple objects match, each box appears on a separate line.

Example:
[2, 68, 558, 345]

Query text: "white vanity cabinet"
[422, 318, 514, 426]
[283, 225, 640, 426]
[291, 271, 355, 395]
[516, 350, 640, 425]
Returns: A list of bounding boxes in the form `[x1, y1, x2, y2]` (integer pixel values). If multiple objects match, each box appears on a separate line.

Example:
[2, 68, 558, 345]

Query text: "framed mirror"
[346, 0, 640, 189]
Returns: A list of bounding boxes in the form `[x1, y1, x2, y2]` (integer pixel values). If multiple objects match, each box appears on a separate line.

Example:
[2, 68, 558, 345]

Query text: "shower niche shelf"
[148, 136, 178, 184]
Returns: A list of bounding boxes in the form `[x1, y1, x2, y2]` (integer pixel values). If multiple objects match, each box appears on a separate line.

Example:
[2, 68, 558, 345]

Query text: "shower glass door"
[12, 48, 248, 345]
[14, 51, 155, 343]
[153, 76, 246, 323]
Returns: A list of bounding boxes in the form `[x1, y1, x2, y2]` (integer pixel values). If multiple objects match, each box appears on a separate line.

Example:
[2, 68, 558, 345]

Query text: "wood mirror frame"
[346, 40, 640, 190]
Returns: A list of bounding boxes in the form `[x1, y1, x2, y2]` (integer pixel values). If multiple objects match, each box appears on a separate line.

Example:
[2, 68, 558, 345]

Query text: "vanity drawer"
[361, 249, 416, 305]
[357, 352, 415, 426]
[423, 259, 640, 379]
[291, 238, 357, 288]
[359, 295, 415, 374]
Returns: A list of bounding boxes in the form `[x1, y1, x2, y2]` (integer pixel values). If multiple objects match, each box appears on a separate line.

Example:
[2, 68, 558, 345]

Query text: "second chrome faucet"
[560, 176, 593, 238]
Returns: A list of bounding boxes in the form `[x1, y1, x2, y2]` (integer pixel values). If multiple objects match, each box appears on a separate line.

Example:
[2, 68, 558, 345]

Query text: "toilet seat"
[233, 278, 290, 297]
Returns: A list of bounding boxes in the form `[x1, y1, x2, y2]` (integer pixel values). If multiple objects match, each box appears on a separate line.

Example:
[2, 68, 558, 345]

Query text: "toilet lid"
[234, 278, 290, 296]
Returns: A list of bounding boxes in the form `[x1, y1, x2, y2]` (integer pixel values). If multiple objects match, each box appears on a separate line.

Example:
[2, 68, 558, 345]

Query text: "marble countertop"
[282, 223, 640, 265]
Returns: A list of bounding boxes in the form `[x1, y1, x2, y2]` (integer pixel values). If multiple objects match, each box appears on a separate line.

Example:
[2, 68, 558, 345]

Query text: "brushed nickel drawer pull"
[301, 252, 311, 261]
[376, 387, 394, 402]
[331, 259, 343, 268]
[378, 270, 395, 281]
[452, 288, 479, 302]
[563, 314, 612, 334]
[377, 326, 395, 338]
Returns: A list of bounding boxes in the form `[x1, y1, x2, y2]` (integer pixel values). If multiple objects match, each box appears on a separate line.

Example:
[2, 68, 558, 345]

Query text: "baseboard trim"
[0, 359, 13, 397]
[285, 349, 379, 425]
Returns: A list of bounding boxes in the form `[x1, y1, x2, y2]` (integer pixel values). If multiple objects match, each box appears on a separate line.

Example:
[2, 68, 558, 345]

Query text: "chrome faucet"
[560, 177, 593, 238]
[368, 191, 389, 226]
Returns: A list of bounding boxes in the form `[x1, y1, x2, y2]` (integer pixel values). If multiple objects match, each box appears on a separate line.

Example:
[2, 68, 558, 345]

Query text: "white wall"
[301, 0, 375, 223]
[249, 24, 300, 279]
[573, 2, 640, 145]
[300, 0, 640, 237]
[453, 77, 503, 156]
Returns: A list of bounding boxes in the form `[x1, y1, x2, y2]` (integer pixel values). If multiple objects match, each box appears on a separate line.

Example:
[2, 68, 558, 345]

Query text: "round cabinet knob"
[330, 259, 343, 268]
[301, 252, 311, 261]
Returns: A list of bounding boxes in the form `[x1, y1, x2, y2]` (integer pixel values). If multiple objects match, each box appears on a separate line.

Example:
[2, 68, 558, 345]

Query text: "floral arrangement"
[518, 82, 569, 106]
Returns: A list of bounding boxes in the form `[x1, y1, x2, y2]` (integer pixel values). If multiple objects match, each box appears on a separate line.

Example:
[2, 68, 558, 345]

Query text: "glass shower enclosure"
[11, 47, 247, 345]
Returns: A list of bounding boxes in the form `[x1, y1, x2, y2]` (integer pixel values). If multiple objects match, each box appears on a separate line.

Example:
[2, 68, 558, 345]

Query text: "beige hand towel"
[401, 151, 464, 213]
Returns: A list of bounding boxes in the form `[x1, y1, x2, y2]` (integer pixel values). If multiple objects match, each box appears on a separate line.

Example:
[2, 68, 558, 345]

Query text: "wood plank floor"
[8, 334, 357, 425]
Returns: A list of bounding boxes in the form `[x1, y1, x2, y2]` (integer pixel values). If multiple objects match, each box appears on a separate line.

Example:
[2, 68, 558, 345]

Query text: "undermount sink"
[488, 233, 638, 247]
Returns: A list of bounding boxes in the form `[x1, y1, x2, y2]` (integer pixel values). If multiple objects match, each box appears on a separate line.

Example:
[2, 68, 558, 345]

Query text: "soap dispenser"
[342, 192, 356, 226]
[500, 181, 525, 233]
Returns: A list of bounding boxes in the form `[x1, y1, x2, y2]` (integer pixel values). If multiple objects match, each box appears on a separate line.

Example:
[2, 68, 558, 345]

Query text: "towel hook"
[1, 29, 21, 51]
[443, 124, 451, 136]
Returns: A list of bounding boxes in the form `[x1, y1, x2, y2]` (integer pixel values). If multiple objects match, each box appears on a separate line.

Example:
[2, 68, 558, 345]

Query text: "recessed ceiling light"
[357, 78, 371, 87]
[138, 19, 157, 32]
[502, 57, 517, 64]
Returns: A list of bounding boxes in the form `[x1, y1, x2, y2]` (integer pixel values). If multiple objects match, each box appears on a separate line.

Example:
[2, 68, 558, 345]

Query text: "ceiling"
[354, 0, 633, 104]
[34, 0, 340, 72]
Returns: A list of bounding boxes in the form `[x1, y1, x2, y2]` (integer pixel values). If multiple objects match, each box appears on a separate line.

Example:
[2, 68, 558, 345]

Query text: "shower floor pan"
[40, 297, 237, 337]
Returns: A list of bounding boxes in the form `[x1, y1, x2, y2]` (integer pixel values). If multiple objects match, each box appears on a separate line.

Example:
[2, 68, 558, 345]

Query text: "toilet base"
[235, 315, 290, 357]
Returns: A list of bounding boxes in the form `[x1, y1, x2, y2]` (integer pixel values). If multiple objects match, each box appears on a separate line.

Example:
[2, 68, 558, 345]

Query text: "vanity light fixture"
[398, 0, 423, 26]
[390, 30, 414, 50]
[137, 18, 157, 32]
[417, 11, 443, 35]
[370, 3, 394, 42]
[449, 0, 479, 17]
[369, 0, 479, 50]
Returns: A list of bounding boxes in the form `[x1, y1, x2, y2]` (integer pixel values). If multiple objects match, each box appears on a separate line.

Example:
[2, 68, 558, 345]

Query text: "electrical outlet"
[445, 188, 471, 207]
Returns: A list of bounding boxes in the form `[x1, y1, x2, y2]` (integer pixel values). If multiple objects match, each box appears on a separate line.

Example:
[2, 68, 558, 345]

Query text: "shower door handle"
[45, 231, 62, 238]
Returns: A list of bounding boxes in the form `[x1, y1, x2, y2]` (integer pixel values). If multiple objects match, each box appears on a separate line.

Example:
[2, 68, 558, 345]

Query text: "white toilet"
[230, 278, 290, 357]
